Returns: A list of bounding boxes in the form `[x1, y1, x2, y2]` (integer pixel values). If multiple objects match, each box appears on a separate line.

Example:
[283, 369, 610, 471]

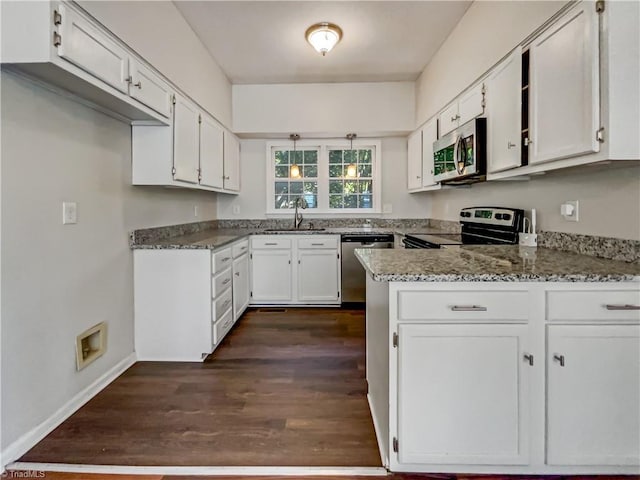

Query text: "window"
[266, 140, 381, 214]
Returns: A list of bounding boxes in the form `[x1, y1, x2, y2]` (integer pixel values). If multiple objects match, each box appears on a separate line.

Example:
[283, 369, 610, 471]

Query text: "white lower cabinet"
[250, 235, 341, 305]
[397, 323, 530, 465]
[547, 324, 640, 466]
[383, 282, 640, 475]
[232, 252, 250, 321]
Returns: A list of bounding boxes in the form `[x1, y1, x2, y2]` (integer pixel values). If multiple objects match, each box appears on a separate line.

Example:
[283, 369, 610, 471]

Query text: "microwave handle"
[455, 135, 466, 174]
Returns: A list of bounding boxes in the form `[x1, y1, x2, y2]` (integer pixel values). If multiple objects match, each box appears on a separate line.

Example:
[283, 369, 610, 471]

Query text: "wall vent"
[76, 322, 107, 371]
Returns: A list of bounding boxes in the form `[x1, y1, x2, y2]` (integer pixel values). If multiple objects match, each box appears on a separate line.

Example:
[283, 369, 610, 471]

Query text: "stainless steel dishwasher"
[341, 233, 394, 303]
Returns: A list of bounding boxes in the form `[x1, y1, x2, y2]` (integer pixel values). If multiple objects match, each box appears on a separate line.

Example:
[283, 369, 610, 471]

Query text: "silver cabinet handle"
[235, 272, 240, 277]
[221, 299, 231, 310]
[451, 305, 487, 312]
[524, 138, 533, 146]
[265, 242, 278, 246]
[524, 353, 534, 366]
[221, 257, 231, 262]
[507, 141, 517, 149]
[553, 354, 565, 367]
[134, 81, 142, 89]
[605, 304, 640, 311]
[222, 278, 231, 285]
[450, 114, 460, 122]
[240, 246, 247, 250]
[311, 243, 324, 246]
[416, 175, 421, 179]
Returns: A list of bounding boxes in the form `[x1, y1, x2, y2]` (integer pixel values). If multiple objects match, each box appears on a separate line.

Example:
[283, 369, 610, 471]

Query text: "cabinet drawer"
[212, 288, 233, 322]
[212, 267, 232, 298]
[212, 308, 234, 347]
[212, 247, 233, 272]
[298, 236, 339, 249]
[232, 239, 249, 258]
[547, 290, 640, 322]
[397, 290, 529, 321]
[438, 103, 460, 137]
[252, 237, 291, 249]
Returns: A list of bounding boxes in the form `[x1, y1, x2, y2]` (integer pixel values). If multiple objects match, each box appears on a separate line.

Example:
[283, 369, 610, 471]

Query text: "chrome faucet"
[293, 196, 308, 229]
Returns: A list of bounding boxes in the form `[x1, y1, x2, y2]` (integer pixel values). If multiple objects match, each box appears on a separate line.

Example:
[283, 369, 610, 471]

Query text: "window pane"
[303, 151, 317, 164]
[358, 164, 372, 177]
[344, 180, 357, 194]
[329, 150, 342, 164]
[359, 180, 372, 194]
[358, 149, 372, 163]
[275, 181, 289, 194]
[344, 150, 355, 164]
[329, 165, 342, 177]
[303, 182, 317, 194]
[358, 195, 372, 208]
[302, 165, 317, 178]
[290, 182, 303, 194]
[274, 150, 289, 165]
[292, 150, 303, 165]
[329, 180, 343, 194]
[344, 195, 357, 208]
[329, 195, 344, 208]
[275, 195, 290, 209]
[304, 194, 317, 208]
[275, 165, 288, 178]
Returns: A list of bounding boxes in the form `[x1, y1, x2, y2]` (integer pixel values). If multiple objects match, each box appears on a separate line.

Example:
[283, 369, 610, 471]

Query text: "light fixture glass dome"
[305, 23, 342, 56]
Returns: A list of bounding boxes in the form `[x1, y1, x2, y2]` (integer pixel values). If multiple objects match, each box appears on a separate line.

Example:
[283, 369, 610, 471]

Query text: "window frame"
[265, 139, 382, 215]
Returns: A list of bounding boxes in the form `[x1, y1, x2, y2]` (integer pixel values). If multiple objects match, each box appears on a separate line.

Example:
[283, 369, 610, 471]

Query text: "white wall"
[78, 0, 232, 129]
[217, 138, 428, 219]
[415, 1, 565, 126]
[0, 73, 217, 455]
[233, 82, 415, 136]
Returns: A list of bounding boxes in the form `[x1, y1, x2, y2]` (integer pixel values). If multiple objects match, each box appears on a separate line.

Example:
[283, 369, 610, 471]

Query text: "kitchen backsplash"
[216, 217, 437, 230]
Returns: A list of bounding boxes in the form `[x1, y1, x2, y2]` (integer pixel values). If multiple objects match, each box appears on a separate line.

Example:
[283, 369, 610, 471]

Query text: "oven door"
[402, 237, 440, 249]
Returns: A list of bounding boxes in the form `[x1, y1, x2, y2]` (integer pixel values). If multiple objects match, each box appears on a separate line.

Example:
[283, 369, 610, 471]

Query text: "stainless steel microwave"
[433, 118, 487, 183]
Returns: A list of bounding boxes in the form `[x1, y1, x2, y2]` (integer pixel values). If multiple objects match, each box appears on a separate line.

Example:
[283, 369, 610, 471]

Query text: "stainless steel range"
[403, 207, 525, 249]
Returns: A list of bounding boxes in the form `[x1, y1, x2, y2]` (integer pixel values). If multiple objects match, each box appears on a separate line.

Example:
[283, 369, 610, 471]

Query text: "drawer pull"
[451, 305, 487, 312]
[553, 354, 565, 367]
[265, 242, 278, 246]
[311, 243, 324, 246]
[523, 353, 534, 366]
[221, 257, 231, 262]
[241, 246, 248, 250]
[605, 304, 640, 311]
[221, 299, 231, 310]
[235, 272, 240, 277]
[222, 278, 231, 285]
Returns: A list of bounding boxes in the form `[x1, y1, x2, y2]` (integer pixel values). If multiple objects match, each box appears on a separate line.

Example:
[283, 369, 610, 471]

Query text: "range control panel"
[459, 207, 522, 228]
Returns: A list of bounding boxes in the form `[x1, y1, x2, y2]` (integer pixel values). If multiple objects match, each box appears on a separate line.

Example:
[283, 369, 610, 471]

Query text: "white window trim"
[265, 139, 382, 216]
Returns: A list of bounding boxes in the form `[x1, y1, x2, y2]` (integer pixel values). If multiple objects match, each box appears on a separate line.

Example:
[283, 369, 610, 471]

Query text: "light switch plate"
[62, 202, 77, 224]
[383, 203, 392, 214]
[232, 205, 241, 215]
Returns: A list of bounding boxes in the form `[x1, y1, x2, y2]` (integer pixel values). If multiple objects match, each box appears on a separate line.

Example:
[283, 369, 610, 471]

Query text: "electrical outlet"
[62, 202, 77, 224]
[560, 200, 579, 222]
[233, 205, 241, 215]
[383, 203, 392, 214]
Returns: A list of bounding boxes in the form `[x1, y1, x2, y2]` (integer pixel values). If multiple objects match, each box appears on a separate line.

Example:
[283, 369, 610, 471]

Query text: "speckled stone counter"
[355, 245, 640, 282]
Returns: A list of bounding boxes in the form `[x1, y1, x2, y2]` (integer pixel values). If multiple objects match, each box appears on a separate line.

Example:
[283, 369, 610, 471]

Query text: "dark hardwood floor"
[19, 307, 381, 466]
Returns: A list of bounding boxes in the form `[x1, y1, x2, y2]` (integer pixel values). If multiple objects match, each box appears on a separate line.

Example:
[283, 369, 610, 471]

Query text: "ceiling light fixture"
[305, 22, 342, 56]
[290, 134, 301, 178]
[346, 133, 357, 178]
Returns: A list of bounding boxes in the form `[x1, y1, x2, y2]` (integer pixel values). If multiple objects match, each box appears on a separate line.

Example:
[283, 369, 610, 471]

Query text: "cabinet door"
[232, 253, 250, 320]
[397, 324, 531, 465]
[547, 324, 640, 466]
[129, 59, 172, 118]
[199, 114, 224, 189]
[57, 4, 129, 94]
[438, 103, 459, 137]
[250, 250, 292, 302]
[407, 130, 423, 190]
[223, 131, 241, 191]
[172, 94, 200, 184]
[487, 47, 523, 173]
[458, 82, 485, 126]
[421, 118, 438, 187]
[297, 249, 339, 302]
[529, 2, 599, 164]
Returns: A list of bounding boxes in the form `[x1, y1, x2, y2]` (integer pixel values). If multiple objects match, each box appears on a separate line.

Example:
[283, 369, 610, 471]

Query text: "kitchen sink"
[263, 228, 326, 232]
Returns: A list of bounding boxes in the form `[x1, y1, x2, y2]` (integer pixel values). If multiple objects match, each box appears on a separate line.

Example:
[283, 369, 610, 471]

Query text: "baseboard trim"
[367, 393, 389, 469]
[7, 463, 388, 476]
[1, 353, 136, 468]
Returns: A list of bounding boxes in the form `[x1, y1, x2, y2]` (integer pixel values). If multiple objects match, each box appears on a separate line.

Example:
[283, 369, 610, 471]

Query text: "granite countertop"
[355, 245, 640, 282]
[130, 227, 457, 250]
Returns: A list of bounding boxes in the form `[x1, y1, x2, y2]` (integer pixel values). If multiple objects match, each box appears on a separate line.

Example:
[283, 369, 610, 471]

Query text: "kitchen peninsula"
[357, 245, 640, 475]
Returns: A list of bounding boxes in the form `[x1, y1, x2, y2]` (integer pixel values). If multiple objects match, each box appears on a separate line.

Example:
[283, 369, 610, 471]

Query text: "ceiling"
[174, 1, 472, 84]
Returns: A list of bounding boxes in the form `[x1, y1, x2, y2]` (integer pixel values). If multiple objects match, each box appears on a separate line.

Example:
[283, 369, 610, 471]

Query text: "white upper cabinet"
[57, 4, 130, 94]
[528, 2, 599, 164]
[129, 59, 172, 118]
[487, 47, 523, 173]
[223, 131, 241, 192]
[438, 83, 485, 137]
[199, 114, 224, 189]
[421, 118, 438, 188]
[172, 94, 200, 184]
[407, 130, 423, 190]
